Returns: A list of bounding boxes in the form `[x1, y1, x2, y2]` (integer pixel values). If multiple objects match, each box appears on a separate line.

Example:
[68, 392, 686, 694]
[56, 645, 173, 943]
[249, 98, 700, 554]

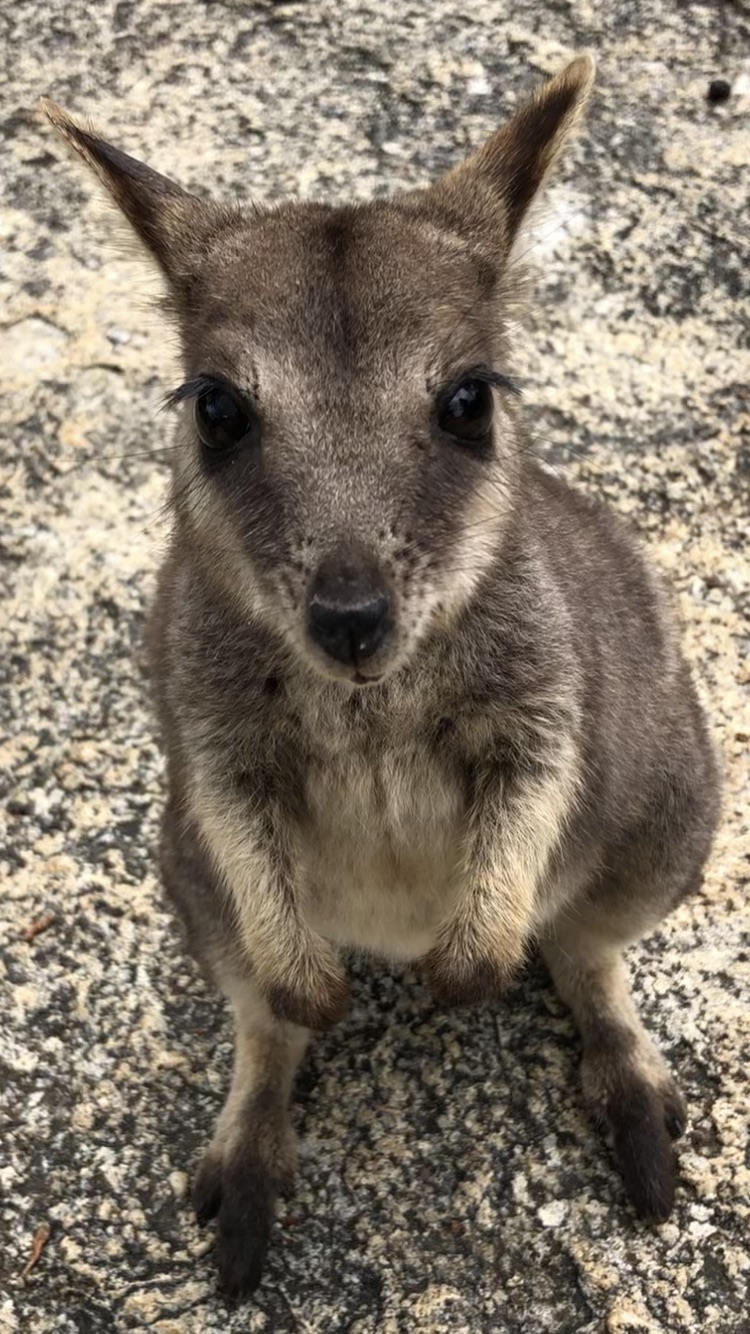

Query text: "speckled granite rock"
[1, 2, 749, 1331]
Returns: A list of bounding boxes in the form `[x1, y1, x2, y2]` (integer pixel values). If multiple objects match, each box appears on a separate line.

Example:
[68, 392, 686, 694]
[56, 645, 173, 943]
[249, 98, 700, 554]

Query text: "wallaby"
[43, 55, 721, 1297]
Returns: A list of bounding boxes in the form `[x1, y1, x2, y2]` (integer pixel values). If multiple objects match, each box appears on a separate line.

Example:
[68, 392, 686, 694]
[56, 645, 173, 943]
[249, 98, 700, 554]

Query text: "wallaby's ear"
[40, 99, 226, 290]
[428, 56, 595, 255]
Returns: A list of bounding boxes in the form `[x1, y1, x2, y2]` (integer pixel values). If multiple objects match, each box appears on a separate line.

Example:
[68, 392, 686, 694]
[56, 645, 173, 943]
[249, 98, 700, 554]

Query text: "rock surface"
[1, 2, 749, 1331]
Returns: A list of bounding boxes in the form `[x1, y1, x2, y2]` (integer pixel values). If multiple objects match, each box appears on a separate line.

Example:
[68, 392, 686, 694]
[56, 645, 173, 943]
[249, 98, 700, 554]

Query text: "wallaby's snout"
[308, 551, 393, 680]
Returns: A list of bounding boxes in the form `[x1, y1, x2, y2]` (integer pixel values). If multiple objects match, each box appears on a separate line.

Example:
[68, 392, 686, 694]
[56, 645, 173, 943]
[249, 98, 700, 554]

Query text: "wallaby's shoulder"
[520, 460, 643, 561]
[518, 460, 674, 630]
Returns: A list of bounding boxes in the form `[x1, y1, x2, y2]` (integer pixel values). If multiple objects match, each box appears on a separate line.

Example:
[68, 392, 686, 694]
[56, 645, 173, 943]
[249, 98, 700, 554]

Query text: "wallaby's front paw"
[424, 939, 520, 1007]
[265, 967, 351, 1030]
[193, 1148, 289, 1298]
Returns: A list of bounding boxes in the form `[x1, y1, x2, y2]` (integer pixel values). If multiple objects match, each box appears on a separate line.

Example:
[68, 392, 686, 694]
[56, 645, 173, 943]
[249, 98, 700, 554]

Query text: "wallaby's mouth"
[304, 640, 395, 687]
[306, 656, 392, 687]
[352, 670, 384, 686]
[301, 646, 395, 687]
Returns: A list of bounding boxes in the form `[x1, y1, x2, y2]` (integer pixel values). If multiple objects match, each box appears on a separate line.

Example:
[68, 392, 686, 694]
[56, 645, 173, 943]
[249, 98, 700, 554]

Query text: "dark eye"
[195, 385, 256, 452]
[438, 377, 494, 446]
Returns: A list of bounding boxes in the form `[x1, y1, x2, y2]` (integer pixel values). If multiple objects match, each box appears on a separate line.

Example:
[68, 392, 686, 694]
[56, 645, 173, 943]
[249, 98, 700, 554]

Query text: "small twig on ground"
[21, 913, 56, 942]
[20, 1222, 52, 1280]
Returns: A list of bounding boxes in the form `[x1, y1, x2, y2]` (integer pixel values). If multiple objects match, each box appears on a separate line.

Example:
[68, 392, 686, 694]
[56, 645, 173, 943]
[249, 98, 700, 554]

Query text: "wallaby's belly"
[300, 747, 464, 959]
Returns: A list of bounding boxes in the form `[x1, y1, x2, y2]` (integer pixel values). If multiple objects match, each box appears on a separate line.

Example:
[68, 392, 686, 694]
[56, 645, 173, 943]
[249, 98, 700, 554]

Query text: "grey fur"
[43, 56, 721, 1297]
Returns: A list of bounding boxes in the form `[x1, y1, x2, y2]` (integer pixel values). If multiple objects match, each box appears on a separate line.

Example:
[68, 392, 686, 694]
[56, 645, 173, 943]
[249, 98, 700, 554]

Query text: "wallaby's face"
[43, 57, 593, 683]
[170, 201, 522, 682]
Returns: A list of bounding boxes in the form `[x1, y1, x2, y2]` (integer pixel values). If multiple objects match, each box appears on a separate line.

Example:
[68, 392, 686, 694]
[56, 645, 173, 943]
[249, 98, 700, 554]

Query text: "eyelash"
[436, 366, 523, 401]
[163, 374, 231, 412]
[165, 368, 522, 410]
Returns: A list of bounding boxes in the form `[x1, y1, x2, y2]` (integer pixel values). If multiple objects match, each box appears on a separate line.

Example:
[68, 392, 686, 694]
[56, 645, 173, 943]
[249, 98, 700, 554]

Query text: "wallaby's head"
[43, 57, 593, 685]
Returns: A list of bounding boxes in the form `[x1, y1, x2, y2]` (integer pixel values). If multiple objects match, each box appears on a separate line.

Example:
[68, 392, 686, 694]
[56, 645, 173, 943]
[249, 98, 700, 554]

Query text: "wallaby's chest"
[298, 733, 466, 959]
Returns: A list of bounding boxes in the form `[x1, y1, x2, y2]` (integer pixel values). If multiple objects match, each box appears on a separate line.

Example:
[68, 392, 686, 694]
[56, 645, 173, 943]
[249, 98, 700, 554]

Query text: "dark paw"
[424, 944, 518, 1007]
[266, 971, 351, 1030]
[603, 1080, 687, 1224]
[216, 1167, 276, 1298]
[192, 1152, 279, 1298]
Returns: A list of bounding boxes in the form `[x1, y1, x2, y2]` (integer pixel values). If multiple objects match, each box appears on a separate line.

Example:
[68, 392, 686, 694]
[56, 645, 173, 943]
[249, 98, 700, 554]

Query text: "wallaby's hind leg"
[192, 977, 309, 1296]
[158, 804, 309, 1295]
[542, 931, 686, 1221]
[544, 718, 719, 1219]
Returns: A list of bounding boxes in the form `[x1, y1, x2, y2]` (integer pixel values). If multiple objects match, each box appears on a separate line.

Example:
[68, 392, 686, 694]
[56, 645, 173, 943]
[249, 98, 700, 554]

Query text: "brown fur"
[43, 56, 721, 1297]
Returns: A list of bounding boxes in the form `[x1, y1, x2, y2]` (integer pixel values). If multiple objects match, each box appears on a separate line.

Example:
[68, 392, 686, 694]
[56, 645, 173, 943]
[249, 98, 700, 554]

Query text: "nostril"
[309, 594, 390, 664]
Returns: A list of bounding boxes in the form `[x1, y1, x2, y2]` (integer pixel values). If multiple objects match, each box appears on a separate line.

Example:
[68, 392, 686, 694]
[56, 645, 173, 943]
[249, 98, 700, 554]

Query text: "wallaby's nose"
[308, 563, 391, 665]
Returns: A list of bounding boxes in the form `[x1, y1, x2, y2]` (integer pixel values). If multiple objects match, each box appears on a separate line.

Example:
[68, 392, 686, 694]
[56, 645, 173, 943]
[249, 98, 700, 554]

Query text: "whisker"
[60, 445, 178, 475]
[159, 460, 207, 522]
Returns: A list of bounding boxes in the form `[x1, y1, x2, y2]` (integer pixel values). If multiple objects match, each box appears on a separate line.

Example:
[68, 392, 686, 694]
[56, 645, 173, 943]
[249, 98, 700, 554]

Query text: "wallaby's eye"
[438, 377, 494, 446]
[195, 386, 256, 452]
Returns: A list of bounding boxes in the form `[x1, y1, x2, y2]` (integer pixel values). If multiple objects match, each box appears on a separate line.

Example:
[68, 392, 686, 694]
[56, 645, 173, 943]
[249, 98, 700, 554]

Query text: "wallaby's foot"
[193, 1142, 293, 1297]
[583, 1043, 687, 1222]
[542, 935, 688, 1223]
[190, 980, 308, 1297]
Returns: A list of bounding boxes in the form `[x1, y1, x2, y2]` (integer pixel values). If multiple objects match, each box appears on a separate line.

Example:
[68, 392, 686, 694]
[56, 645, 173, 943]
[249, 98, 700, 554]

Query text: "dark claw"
[663, 1087, 688, 1141]
[192, 1154, 223, 1225]
[665, 1112, 687, 1141]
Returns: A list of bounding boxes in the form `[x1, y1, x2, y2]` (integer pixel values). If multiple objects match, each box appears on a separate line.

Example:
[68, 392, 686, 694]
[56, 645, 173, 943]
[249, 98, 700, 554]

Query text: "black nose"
[308, 569, 391, 665]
